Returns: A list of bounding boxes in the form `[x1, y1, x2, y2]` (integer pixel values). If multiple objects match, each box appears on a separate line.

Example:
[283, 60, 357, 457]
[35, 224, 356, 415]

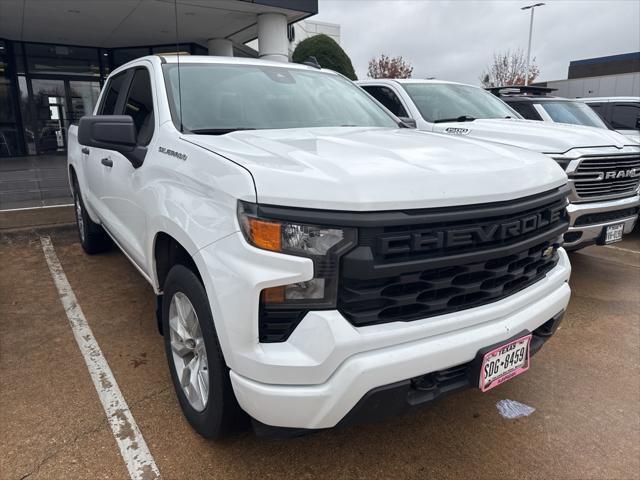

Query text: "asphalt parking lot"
[1, 227, 639, 480]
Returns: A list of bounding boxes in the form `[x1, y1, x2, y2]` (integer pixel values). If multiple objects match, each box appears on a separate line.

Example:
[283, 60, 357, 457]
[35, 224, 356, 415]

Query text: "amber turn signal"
[248, 218, 281, 252]
[262, 286, 285, 304]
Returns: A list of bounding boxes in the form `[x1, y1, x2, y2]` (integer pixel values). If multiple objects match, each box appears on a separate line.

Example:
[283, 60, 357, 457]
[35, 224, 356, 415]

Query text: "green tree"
[292, 34, 357, 80]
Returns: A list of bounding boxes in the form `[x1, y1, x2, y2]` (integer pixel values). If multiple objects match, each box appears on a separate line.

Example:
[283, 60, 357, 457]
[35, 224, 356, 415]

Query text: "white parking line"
[40, 236, 161, 480]
[604, 245, 640, 254]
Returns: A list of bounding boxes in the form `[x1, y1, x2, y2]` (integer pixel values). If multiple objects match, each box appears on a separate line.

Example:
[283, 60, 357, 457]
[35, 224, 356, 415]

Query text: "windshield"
[540, 101, 609, 129]
[401, 83, 518, 123]
[162, 63, 398, 132]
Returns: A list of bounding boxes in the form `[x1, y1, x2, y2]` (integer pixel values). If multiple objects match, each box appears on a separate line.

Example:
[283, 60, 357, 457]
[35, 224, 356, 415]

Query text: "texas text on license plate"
[479, 334, 532, 392]
[605, 223, 624, 244]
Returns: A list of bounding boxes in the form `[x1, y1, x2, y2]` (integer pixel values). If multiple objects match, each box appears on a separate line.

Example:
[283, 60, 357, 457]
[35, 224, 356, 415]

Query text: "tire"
[73, 182, 111, 254]
[162, 264, 241, 439]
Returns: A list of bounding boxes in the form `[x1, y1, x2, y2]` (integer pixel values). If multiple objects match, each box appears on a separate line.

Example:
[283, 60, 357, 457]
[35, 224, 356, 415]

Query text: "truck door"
[98, 66, 155, 270]
[83, 70, 130, 223]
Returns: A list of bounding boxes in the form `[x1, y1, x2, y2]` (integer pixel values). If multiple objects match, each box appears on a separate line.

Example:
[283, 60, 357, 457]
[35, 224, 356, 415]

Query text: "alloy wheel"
[169, 292, 209, 412]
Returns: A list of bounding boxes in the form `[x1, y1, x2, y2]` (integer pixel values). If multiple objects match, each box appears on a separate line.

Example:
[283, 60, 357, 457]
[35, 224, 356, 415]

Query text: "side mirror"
[78, 115, 146, 168]
[635, 115, 640, 130]
[398, 116, 417, 128]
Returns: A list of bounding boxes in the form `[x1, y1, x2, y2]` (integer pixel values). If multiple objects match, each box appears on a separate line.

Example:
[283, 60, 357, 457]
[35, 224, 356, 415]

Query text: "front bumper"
[227, 249, 571, 430]
[564, 194, 639, 249]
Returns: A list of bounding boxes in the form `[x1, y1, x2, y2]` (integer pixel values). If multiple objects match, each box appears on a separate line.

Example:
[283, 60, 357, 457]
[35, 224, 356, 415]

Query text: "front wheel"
[162, 264, 241, 439]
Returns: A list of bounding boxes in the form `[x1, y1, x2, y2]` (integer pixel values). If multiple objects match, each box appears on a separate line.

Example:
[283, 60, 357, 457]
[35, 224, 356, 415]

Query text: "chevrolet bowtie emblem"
[542, 246, 555, 258]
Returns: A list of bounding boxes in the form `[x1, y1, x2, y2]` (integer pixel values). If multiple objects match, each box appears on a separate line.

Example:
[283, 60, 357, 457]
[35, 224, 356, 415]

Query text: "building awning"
[0, 0, 317, 47]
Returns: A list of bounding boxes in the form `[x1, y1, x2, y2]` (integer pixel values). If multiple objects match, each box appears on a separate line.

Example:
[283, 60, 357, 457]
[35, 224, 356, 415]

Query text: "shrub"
[292, 34, 357, 80]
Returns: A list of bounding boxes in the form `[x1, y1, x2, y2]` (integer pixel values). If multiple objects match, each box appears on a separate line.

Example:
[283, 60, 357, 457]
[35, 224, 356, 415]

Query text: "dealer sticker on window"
[479, 334, 532, 392]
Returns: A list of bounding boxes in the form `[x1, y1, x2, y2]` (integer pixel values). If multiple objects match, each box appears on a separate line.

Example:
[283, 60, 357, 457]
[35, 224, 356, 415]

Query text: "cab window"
[362, 86, 409, 118]
[123, 68, 155, 145]
[610, 104, 640, 130]
[99, 72, 127, 115]
[509, 102, 542, 121]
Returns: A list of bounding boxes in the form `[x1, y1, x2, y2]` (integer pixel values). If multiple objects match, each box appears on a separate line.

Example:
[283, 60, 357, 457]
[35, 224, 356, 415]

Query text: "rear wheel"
[73, 182, 111, 254]
[162, 264, 241, 439]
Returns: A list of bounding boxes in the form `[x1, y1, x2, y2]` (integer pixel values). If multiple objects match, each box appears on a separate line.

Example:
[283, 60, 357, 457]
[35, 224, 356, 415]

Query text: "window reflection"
[0, 40, 23, 156]
[24, 43, 100, 77]
[31, 79, 68, 153]
[3, 40, 203, 158]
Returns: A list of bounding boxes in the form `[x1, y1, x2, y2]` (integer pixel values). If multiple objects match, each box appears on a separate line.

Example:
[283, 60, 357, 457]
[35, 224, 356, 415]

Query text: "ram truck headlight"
[237, 201, 357, 309]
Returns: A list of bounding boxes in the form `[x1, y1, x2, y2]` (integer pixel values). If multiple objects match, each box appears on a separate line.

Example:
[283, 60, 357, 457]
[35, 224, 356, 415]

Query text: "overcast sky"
[313, 0, 640, 84]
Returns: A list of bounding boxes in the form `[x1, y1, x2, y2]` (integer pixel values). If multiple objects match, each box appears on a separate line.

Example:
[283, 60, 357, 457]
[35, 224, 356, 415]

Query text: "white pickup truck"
[358, 79, 640, 250]
[68, 56, 571, 438]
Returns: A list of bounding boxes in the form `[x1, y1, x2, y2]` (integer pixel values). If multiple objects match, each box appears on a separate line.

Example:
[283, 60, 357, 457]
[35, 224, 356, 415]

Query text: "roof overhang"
[0, 0, 317, 47]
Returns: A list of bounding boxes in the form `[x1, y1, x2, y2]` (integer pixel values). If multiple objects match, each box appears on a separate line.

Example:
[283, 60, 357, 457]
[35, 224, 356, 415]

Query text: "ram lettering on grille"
[572, 155, 640, 200]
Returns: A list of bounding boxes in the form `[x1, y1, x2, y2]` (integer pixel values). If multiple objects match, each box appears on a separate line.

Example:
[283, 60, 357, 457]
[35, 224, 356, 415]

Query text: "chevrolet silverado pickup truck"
[68, 56, 571, 439]
[358, 79, 640, 250]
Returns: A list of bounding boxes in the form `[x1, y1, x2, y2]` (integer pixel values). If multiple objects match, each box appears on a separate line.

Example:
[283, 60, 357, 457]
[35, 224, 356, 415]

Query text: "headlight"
[237, 201, 357, 309]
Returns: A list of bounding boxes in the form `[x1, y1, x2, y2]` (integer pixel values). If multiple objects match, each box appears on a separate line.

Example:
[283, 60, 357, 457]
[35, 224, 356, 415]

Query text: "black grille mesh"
[339, 241, 558, 326]
[259, 309, 306, 343]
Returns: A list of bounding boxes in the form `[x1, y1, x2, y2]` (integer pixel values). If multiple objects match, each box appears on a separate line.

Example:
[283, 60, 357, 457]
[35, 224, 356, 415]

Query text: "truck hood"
[185, 127, 567, 211]
[432, 118, 632, 153]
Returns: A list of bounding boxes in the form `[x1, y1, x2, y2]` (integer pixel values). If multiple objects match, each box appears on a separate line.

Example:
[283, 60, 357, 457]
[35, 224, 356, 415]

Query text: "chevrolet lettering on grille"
[378, 204, 565, 255]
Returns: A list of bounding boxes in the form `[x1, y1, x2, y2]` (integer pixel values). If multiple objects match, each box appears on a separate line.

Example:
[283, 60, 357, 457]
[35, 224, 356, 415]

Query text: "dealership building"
[0, 0, 322, 209]
[537, 51, 640, 98]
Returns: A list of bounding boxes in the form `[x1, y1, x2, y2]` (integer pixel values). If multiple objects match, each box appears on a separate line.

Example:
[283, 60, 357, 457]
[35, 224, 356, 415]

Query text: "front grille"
[572, 155, 640, 201]
[338, 187, 569, 327]
[339, 241, 558, 326]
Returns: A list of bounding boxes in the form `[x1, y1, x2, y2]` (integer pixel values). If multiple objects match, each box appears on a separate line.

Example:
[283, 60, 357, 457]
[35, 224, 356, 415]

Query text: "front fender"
[147, 216, 232, 292]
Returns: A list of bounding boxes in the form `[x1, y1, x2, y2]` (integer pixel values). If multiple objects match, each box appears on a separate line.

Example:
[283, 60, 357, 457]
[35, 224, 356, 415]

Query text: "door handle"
[101, 157, 113, 167]
[81, 147, 90, 155]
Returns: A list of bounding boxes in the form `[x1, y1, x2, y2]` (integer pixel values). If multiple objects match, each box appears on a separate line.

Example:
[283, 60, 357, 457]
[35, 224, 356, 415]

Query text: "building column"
[257, 13, 288, 62]
[207, 38, 233, 56]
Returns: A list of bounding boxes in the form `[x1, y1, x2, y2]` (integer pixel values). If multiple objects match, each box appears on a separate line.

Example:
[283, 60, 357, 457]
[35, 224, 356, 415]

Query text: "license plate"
[479, 334, 531, 392]
[605, 223, 624, 244]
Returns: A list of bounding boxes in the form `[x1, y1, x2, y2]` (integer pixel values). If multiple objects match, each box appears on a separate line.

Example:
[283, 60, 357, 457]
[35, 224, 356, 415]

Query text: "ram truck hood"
[432, 118, 632, 153]
[185, 127, 567, 211]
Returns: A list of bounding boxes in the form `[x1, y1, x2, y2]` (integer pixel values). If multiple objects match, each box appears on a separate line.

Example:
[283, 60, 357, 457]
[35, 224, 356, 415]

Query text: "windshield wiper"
[433, 115, 476, 124]
[189, 128, 256, 135]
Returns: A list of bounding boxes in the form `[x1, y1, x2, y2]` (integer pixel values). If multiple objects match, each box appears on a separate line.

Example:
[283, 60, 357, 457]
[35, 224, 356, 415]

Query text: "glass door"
[30, 79, 68, 154]
[26, 78, 100, 155]
[68, 80, 101, 125]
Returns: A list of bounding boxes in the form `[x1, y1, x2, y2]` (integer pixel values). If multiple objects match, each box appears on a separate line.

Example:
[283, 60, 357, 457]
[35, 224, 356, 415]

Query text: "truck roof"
[578, 96, 640, 103]
[111, 54, 340, 78]
[357, 78, 471, 87]
[484, 85, 576, 103]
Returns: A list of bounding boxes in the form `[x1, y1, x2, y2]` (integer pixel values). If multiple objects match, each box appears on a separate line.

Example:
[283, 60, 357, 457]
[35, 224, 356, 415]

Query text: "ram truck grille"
[337, 186, 569, 327]
[572, 155, 640, 201]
